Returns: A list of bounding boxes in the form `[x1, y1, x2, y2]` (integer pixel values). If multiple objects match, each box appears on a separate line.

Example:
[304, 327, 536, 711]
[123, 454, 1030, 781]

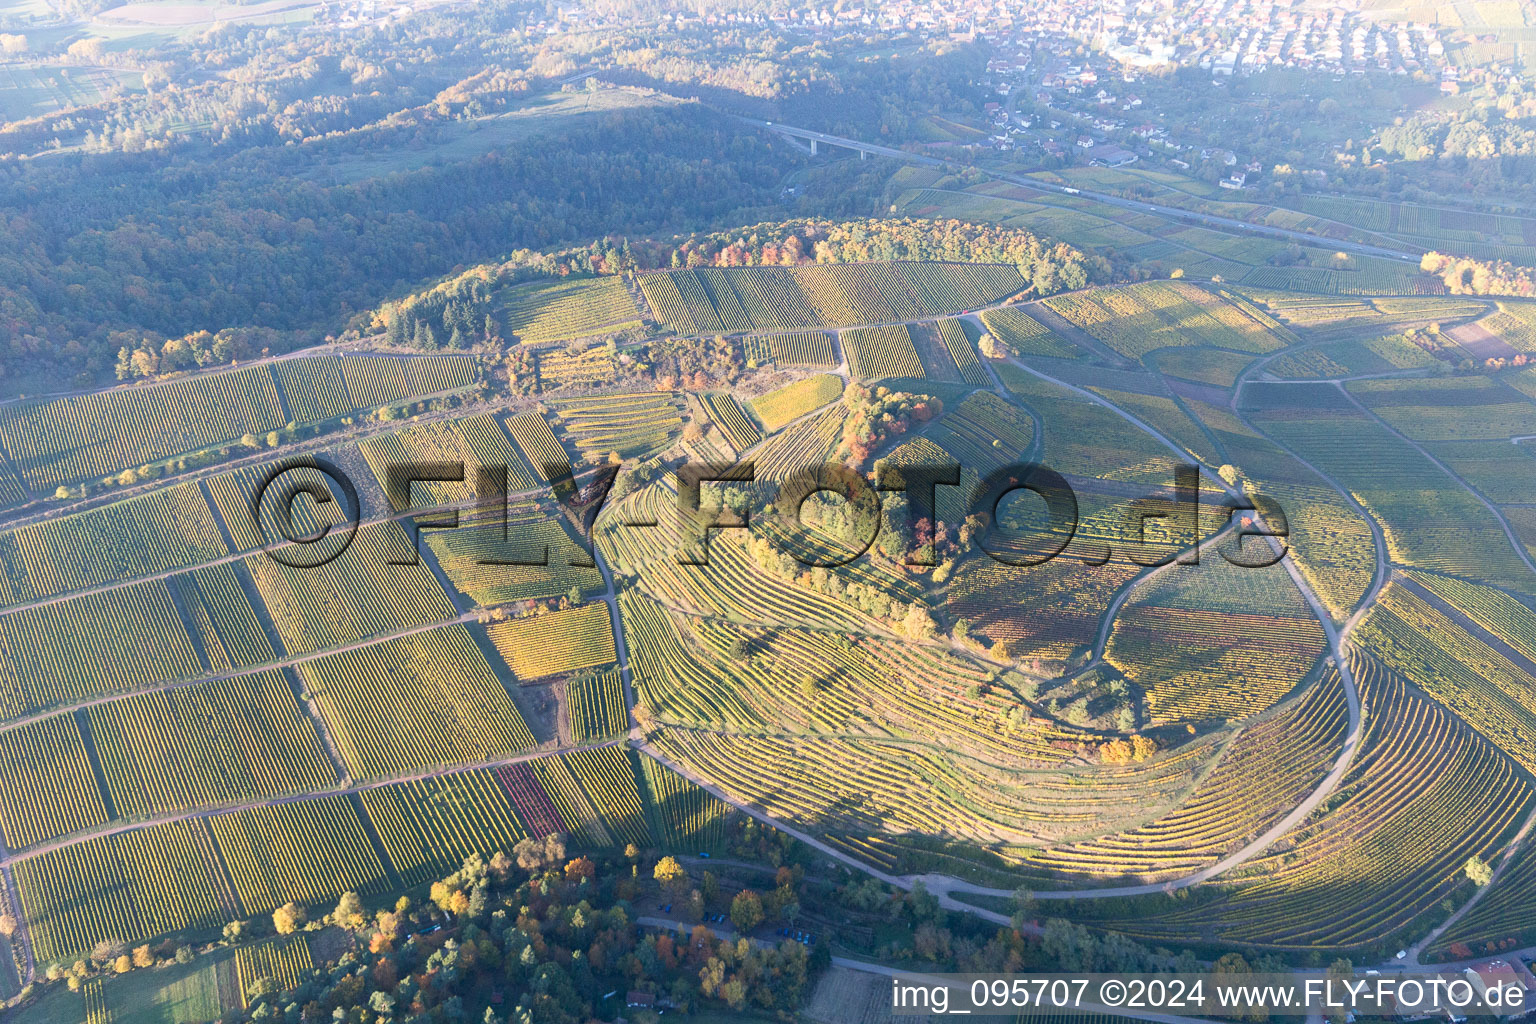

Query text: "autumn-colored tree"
[332, 892, 367, 931]
[273, 902, 306, 935]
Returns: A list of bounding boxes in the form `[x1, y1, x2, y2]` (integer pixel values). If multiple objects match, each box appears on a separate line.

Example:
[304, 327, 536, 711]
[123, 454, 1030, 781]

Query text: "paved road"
[754, 120, 1423, 264]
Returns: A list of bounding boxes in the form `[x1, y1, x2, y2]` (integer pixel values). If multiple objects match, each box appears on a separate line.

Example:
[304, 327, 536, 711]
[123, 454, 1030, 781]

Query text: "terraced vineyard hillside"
[3, 251, 1534, 1008]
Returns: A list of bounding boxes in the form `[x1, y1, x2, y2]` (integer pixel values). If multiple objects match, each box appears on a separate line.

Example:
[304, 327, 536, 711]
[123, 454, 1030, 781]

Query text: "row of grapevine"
[88, 669, 335, 819]
[750, 374, 844, 433]
[699, 393, 762, 452]
[567, 670, 627, 742]
[299, 625, 536, 780]
[235, 937, 313, 1008]
[486, 603, 617, 681]
[842, 324, 925, 380]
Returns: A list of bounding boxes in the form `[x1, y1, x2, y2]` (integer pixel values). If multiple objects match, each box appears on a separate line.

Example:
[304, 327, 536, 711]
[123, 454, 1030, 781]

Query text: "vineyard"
[209, 795, 389, 915]
[751, 374, 844, 432]
[361, 768, 531, 887]
[234, 937, 312, 1009]
[1101, 658, 1533, 950]
[1105, 556, 1328, 724]
[0, 364, 285, 491]
[504, 412, 570, 480]
[0, 714, 108, 850]
[337, 355, 478, 411]
[87, 669, 336, 818]
[0, 579, 204, 719]
[244, 520, 456, 656]
[567, 670, 628, 741]
[742, 331, 837, 367]
[842, 324, 925, 380]
[499, 276, 641, 344]
[1044, 282, 1286, 362]
[426, 503, 601, 606]
[0, 482, 225, 604]
[935, 317, 987, 385]
[977, 307, 1080, 359]
[547, 393, 683, 460]
[699, 393, 762, 452]
[9, 249, 1536, 978]
[359, 414, 536, 504]
[298, 625, 537, 779]
[638, 262, 1025, 334]
[16, 819, 228, 962]
[486, 602, 617, 681]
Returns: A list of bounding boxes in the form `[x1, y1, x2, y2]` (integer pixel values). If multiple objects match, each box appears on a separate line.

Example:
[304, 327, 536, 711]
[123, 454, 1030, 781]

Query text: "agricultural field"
[1105, 555, 1328, 724]
[234, 937, 312, 1009]
[498, 276, 642, 344]
[977, 306, 1081, 360]
[208, 795, 389, 916]
[567, 670, 627, 741]
[243, 520, 456, 656]
[841, 323, 925, 380]
[87, 669, 336, 818]
[11, 247, 1536, 989]
[1044, 281, 1288, 363]
[0, 364, 285, 492]
[426, 502, 602, 606]
[359, 413, 536, 503]
[547, 392, 683, 460]
[750, 373, 844, 432]
[639, 262, 1024, 334]
[698, 392, 762, 452]
[298, 625, 537, 779]
[485, 602, 617, 681]
[742, 331, 837, 367]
